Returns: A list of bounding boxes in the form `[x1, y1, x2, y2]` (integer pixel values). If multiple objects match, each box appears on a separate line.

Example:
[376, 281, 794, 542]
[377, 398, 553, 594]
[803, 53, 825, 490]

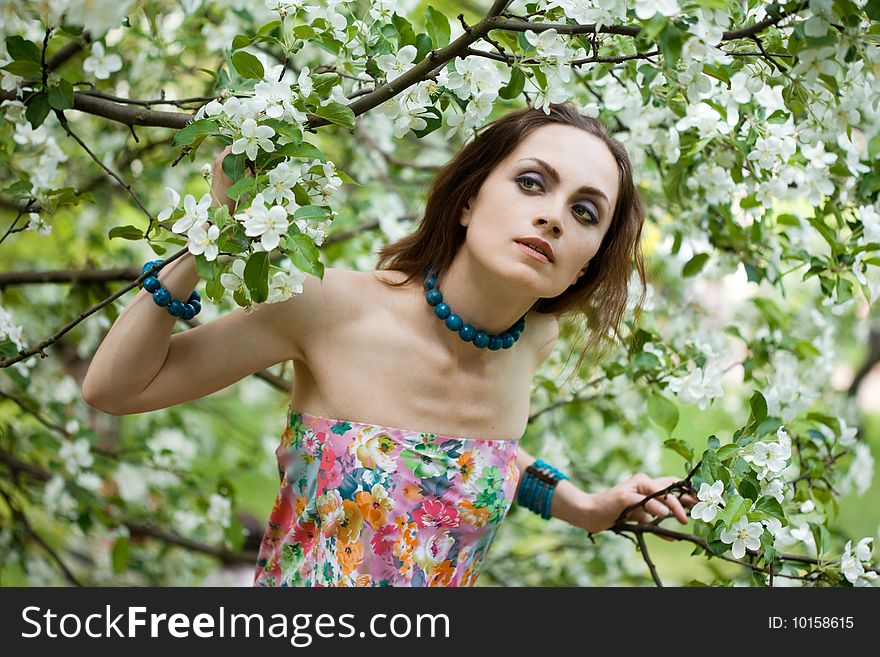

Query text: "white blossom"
[157, 187, 180, 221]
[187, 222, 221, 261]
[148, 428, 197, 468]
[0, 304, 27, 351]
[171, 192, 212, 234]
[743, 439, 791, 481]
[231, 118, 276, 161]
[220, 257, 247, 294]
[207, 493, 232, 528]
[376, 44, 417, 82]
[26, 212, 52, 236]
[263, 161, 299, 205]
[265, 267, 306, 303]
[841, 538, 879, 587]
[634, 0, 680, 21]
[662, 360, 725, 410]
[82, 42, 122, 80]
[59, 437, 94, 475]
[691, 479, 725, 522]
[719, 515, 765, 559]
[242, 201, 289, 251]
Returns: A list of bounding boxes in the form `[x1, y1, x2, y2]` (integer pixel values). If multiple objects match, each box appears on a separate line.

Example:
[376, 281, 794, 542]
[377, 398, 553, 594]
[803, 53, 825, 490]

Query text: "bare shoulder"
[261, 266, 362, 363]
[529, 310, 559, 370]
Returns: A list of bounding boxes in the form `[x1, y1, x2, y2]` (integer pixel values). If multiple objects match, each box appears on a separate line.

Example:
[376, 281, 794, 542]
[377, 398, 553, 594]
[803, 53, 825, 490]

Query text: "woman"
[82, 102, 698, 587]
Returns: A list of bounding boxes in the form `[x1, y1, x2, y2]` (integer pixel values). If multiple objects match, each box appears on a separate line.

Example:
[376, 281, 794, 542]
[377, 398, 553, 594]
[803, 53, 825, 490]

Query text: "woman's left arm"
[521, 314, 698, 533]
[515, 445, 699, 534]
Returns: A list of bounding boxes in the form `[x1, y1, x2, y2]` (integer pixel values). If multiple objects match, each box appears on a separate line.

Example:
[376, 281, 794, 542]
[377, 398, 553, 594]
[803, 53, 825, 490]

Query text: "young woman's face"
[459, 123, 620, 298]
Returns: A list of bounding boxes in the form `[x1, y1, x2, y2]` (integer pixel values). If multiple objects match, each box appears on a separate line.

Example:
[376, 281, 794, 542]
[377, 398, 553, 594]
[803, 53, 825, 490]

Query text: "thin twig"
[52, 109, 156, 225]
[0, 483, 84, 586]
[636, 531, 663, 586]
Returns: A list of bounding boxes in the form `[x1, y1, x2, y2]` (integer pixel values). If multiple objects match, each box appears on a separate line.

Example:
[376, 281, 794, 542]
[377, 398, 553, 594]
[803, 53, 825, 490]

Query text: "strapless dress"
[252, 406, 521, 587]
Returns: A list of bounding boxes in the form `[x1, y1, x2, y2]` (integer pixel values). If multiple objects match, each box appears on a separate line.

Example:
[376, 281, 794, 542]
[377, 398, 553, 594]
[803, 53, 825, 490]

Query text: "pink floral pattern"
[253, 406, 521, 587]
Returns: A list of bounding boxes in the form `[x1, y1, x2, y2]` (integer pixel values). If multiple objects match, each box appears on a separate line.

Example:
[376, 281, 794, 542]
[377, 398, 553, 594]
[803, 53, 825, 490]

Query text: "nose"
[534, 213, 564, 236]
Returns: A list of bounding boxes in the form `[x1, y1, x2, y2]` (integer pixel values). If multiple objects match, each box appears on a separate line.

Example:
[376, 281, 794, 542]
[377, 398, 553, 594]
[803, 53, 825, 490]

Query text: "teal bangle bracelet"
[517, 459, 571, 519]
[541, 484, 554, 519]
[523, 472, 538, 509]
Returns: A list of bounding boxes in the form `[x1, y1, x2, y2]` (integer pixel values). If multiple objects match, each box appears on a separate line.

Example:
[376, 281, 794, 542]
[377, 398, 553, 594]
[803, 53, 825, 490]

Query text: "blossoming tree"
[1, 0, 879, 586]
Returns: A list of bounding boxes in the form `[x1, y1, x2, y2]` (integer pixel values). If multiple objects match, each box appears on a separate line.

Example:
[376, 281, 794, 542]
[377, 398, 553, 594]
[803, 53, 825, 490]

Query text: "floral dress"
[253, 406, 521, 587]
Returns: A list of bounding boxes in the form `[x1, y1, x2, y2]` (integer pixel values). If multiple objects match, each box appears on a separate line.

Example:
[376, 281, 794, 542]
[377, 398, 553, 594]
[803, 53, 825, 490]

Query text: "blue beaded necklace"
[422, 266, 526, 350]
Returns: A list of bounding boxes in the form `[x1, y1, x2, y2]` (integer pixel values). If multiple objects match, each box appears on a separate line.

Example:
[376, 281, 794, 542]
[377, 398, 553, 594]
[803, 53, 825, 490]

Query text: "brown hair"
[375, 102, 647, 384]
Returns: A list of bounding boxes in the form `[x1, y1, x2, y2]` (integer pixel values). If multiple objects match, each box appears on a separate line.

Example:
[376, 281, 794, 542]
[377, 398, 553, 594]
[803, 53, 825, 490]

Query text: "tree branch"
[0, 449, 258, 566]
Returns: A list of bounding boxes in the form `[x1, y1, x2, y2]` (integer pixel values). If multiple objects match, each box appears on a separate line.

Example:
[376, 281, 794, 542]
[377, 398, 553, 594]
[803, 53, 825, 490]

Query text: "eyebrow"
[516, 157, 611, 216]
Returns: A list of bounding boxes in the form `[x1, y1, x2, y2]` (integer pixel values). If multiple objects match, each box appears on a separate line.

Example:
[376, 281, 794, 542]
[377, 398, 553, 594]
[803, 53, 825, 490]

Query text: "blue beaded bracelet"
[517, 458, 570, 520]
[139, 259, 202, 320]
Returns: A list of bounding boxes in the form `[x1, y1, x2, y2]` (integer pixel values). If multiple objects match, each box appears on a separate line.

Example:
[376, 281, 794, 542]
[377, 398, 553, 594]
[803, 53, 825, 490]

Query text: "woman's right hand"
[210, 145, 235, 210]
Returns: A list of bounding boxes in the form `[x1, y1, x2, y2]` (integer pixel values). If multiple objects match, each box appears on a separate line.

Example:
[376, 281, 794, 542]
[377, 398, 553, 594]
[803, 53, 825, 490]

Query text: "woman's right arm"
[81, 148, 338, 415]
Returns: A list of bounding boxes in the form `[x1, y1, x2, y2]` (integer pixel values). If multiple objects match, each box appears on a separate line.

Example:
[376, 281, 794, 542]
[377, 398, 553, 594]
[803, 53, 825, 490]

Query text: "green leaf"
[47, 79, 75, 110]
[243, 251, 270, 303]
[313, 101, 356, 129]
[3, 59, 42, 77]
[112, 537, 129, 574]
[173, 119, 218, 146]
[412, 106, 442, 138]
[193, 255, 220, 281]
[292, 183, 311, 206]
[262, 117, 302, 145]
[222, 151, 246, 182]
[310, 72, 340, 98]
[206, 275, 225, 304]
[284, 233, 323, 278]
[424, 5, 451, 49]
[807, 214, 839, 252]
[808, 521, 828, 558]
[749, 390, 768, 425]
[335, 168, 358, 185]
[737, 474, 760, 502]
[25, 92, 50, 129]
[391, 13, 417, 47]
[292, 25, 316, 40]
[499, 67, 525, 100]
[663, 438, 693, 462]
[108, 225, 145, 240]
[276, 141, 325, 160]
[682, 252, 710, 277]
[6, 36, 40, 62]
[257, 20, 282, 37]
[293, 205, 327, 220]
[226, 177, 251, 203]
[776, 213, 801, 226]
[415, 32, 433, 62]
[231, 34, 253, 50]
[647, 393, 678, 434]
[754, 495, 785, 522]
[718, 493, 749, 528]
[232, 50, 264, 80]
[755, 417, 783, 436]
[634, 351, 660, 370]
[715, 443, 740, 462]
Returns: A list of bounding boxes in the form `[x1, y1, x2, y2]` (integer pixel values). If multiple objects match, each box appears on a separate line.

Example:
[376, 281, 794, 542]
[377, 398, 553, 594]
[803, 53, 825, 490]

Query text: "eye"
[517, 174, 599, 225]
[573, 203, 599, 224]
[515, 174, 542, 192]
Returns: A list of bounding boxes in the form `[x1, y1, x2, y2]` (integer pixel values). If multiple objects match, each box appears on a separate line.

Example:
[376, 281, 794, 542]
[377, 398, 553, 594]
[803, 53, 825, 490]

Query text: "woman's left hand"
[578, 473, 699, 540]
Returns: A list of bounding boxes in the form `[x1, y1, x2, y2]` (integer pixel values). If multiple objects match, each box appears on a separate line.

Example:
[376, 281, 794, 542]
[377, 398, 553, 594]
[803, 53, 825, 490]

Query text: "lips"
[515, 240, 552, 264]
[514, 237, 554, 262]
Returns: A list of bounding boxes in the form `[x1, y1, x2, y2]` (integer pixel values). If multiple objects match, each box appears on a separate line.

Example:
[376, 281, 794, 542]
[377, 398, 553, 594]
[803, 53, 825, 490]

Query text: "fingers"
[625, 493, 668, 521]
[659, 491, 688, 524]
[630, 474, 696, 525]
